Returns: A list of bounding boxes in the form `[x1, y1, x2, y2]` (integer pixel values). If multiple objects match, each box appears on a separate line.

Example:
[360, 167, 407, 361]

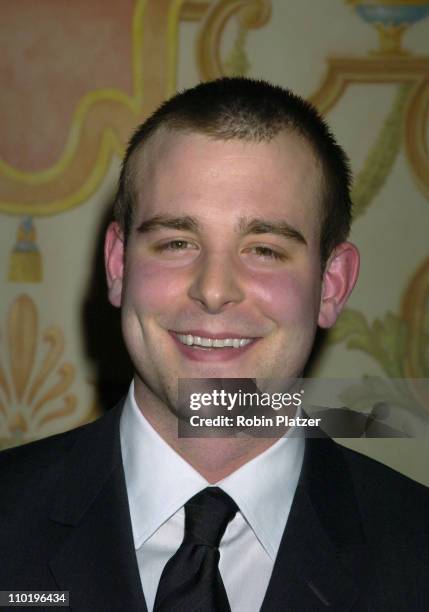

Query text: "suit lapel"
[43, 406, 370, 611]
[261, 438, 369, 612]
[47, 403, 147, 611]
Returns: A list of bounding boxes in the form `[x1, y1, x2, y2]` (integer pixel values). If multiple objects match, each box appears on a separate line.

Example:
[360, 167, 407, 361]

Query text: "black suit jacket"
[1, 400, 429, 611]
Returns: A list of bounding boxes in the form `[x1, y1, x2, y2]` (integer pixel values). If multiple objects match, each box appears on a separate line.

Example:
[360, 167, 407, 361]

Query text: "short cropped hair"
[114, 77, 352, 267]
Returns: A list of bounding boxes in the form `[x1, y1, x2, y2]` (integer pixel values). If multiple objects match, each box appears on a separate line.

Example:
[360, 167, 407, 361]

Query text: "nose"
[188, 251, 245, 313]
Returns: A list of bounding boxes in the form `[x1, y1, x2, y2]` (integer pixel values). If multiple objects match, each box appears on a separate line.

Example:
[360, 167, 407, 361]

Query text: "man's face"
[106, 130, 348, 410]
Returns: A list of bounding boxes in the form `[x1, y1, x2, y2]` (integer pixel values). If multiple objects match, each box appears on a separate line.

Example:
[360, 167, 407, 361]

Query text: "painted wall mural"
[0, 294, 83, 449]
[0, 1, 428, 481]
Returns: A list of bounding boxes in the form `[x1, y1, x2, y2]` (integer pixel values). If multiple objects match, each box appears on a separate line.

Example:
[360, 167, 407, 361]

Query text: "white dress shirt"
[120, 383, 305, 611]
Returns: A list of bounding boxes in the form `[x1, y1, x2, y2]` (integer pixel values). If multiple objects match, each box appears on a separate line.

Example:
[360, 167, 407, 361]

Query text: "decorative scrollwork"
[196, 0, 271, 80]
[351, 84, 410, 218]
[0, 0, 185, 217]
[401, 255, 429, 379]
[404, 79, 429, 201]
[310, 56, 429, 201]
[0, 295, 78, 447]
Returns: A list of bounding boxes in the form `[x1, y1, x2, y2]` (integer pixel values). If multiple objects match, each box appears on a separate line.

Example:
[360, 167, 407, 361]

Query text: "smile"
[175, 333, 253, 349]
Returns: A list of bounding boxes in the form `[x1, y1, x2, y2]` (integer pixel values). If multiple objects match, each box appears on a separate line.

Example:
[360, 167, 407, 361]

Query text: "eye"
[164, 240, 191, 250]
[248, 245, 286, 261]
[153, 239, 198, 253]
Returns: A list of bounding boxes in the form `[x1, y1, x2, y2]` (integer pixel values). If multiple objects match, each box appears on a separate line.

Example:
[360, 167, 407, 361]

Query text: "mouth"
[175, 333, 253, 349]
[170, 331, 259, 362]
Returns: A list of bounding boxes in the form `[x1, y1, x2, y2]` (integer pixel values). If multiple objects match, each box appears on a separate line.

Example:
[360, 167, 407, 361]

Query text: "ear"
[318, 242, 360, 329]
[105, 222, 125, 308]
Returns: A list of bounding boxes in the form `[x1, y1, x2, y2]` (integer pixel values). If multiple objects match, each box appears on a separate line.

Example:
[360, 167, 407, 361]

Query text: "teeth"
[176, 334, 253, 348]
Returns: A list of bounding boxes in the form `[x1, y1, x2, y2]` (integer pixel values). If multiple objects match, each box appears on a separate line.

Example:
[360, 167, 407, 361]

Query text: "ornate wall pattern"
[0, 294, 82, 449]
[0, 0, 428, 481]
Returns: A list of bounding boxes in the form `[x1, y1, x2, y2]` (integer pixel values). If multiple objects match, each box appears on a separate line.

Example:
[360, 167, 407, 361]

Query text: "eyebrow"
[136, 215, 199, 234]
[238, 217, 307, 246]
[136, 214, 307, 245]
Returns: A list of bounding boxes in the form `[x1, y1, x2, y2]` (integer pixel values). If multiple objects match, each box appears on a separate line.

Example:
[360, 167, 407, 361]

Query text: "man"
[1, 78, 428, 611]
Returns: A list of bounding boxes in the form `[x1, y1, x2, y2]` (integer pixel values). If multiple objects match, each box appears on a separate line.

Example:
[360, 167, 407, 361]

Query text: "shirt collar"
[217, 426, 304, 559]
[120, 382, 305, 559]
[120, 382, 208, 549]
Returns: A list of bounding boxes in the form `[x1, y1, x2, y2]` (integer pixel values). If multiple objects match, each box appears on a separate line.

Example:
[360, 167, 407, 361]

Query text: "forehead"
[132, 129, 323, 228]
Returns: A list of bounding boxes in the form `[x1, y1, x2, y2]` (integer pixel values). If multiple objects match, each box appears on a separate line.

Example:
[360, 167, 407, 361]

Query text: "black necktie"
[153, 487, 238, 612]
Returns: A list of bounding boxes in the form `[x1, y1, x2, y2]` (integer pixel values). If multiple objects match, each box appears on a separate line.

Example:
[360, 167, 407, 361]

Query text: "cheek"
[124, 259, 188, 313]
[247, 269, 320, 324]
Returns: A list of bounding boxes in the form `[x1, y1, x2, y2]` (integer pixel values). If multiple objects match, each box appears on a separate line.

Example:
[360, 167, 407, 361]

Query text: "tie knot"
[184, 487, 238, 548]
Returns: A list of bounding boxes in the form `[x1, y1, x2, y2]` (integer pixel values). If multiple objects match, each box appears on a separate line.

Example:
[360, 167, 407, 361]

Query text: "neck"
[133, 380, 281, 483]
